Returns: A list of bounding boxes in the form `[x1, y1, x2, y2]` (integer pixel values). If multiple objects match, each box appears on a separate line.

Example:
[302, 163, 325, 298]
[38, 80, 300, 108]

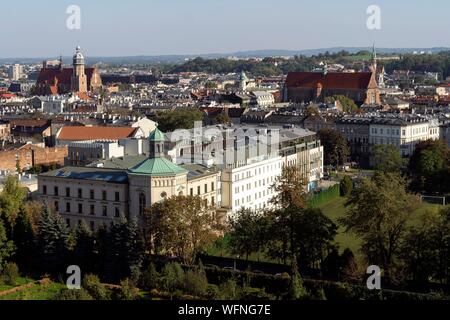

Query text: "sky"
[1, 0, 450, 58]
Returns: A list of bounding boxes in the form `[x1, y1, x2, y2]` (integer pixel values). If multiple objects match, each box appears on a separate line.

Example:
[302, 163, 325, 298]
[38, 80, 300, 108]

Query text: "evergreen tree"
[11, 206, 36, 272]
[72, 222, 96, 273]
[288, 258, 309, 300]
[36, 203, 70, 274]
[104, 218, 144, 283]
[0, 219, 15, 272]
[340, 176, 353, 197]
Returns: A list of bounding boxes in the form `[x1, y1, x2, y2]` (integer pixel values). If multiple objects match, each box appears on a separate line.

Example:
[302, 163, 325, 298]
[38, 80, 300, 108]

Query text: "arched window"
[139, 192, 146, 215]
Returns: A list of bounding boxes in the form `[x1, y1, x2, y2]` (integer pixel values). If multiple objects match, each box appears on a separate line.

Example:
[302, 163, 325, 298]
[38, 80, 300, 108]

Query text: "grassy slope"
[0, 281, 65, 300]
[317, 196, 441, 257]
[206, 196, 442, 265]
[0, 277, 33, 292]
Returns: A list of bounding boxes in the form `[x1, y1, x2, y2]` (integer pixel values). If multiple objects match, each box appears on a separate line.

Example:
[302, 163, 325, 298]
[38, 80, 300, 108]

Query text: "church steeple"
[370, 44, 378, 73]
[148, 127, 166, 158]
[71, 46, 88, 93]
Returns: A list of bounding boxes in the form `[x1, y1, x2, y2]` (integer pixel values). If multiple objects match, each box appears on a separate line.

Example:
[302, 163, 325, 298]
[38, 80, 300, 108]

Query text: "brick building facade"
[0, 144, 68, 171]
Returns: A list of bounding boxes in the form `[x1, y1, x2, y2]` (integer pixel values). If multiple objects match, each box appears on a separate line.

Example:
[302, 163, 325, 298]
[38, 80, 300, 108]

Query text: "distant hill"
[2, 47, 450, 65]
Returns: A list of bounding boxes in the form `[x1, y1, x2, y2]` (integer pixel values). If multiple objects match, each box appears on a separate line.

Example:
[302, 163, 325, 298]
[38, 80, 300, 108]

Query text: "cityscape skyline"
[2, 0, 450, 57]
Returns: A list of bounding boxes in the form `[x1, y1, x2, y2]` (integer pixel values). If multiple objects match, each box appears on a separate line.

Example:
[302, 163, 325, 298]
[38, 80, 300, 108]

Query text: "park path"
[0, 278, 50, 297]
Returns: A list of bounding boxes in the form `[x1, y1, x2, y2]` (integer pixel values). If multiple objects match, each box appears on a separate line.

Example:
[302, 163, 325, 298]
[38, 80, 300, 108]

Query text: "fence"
[308, 184, 341, 208]
[420, 195, 448, 206]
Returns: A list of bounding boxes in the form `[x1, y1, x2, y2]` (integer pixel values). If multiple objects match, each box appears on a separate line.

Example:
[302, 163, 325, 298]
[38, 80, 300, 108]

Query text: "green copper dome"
[149, 127, 166, 142]
[128, 157, 187, 176]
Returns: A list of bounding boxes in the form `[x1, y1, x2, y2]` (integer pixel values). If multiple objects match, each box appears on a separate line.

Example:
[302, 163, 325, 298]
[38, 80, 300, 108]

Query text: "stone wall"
[0, 145, 68, 171]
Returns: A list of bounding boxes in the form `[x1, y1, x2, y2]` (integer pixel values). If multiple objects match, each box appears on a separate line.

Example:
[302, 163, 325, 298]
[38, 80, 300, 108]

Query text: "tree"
[160, 262, 185, 298]
[155, 109, 203, 132]
[72, 222, 97, 274]
[11, 206, 35, 271]
[290, 208, 337, 270]
[228, 208, 267, 261]
[270, 165, 308, 210]
[266, 167, 337, 267]
[318, 129, 349, 168]
[141, 263, 160, 291]
[104, 218, 144, 283]
[0, 220, 14, 273]
[340, 175, 353, 197]
[144, 195, 221, 264]
[400, 207, 450, 285]
[324, 95, 358, 113]
[0, 175, 27, 236]
[408, 140, 449, 194]
[288, 259, 309, 300]
[36, 203, 70, 274]
[340, 172, 420, 281]
[371, 144, 405, 172]
[266, 165, 309, 264]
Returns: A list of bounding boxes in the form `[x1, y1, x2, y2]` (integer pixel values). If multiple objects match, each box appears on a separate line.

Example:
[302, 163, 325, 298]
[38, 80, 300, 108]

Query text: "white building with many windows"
[369, 117, 439, 156]
[221, 154, 283, 214]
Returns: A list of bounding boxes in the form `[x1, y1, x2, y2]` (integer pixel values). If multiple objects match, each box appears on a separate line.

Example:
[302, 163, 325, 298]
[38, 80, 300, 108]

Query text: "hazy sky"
[1, 0, 449, 57]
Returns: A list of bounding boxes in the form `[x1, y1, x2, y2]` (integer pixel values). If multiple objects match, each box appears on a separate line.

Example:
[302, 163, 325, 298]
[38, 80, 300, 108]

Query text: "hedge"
[308, 184, 340, 208]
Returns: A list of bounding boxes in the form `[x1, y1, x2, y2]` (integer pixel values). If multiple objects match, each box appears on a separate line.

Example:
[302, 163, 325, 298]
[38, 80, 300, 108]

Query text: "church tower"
[148, 127, 166, 158]
[239, 71, 248, 92]
[71, 46, 88, 93]
[370, 44, 377, 74]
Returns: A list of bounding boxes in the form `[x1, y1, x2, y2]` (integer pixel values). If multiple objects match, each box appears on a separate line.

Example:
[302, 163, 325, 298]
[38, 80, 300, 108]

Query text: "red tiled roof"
[57, 126, 137, 141]
[37, 68, 96, 86]
[0, 93, 16, 99]
[286, 72, 373, 90]
[72, 105, 97, 113]
[9, 119, 50, 128]
[76, 92, 91, 101]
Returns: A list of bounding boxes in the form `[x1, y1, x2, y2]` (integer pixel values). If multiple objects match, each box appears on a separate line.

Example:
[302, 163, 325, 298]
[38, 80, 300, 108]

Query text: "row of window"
[53, 201, 121, 218]
[234, 176, 275, 193]
[42, 185, 121, 202]
[371, 128, 403, 136]
[234, 189, 274, 207]
[233, 163, 281, 181]
[189, 182, 215, 196]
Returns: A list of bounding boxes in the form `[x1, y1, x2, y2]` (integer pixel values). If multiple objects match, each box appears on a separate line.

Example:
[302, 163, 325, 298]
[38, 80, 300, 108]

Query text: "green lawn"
[205, 195, 443, 266]
[0, 281, 65, 300]
[316, 196, 361, 255]
[317, 196, 442, 258]
[0, 277, 34, 292]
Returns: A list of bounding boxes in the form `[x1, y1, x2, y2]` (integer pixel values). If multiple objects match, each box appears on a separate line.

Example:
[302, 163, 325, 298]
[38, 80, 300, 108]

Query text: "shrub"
[340, 176, 353, 196]
[53, 288, 94, 300]
[1, 262, 19, 286]
[141, 263, 160, 291]
[241, 287, 274, 300]
[82, 274, 111, 300]
[160, 263, 185, 294]
[219, 279, 241, 300]
[205, 284, 220, 299]
[184, 270, 208, 297]
[115, 278, 140, 300]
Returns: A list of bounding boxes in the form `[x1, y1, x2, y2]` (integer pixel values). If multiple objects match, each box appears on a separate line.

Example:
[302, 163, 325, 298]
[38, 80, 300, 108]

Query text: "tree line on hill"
[162, 50, 450, 79]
